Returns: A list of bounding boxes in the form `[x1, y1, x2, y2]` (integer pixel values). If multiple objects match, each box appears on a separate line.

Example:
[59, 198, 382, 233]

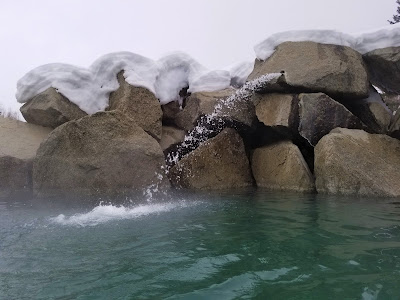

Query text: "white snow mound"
[255, 24, 400, 60]
[16, 52, 239, 114]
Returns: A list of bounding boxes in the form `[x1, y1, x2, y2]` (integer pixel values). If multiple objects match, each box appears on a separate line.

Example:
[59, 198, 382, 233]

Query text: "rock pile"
[2, 42, 400, 198]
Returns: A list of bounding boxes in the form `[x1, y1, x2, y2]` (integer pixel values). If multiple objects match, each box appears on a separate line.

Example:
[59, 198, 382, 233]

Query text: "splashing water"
[51, 200, 197, 227]
[166, 73, 282, 167]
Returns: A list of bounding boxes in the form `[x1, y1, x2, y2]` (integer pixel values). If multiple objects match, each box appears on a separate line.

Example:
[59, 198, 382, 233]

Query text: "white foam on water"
[51, 201, 195, 227]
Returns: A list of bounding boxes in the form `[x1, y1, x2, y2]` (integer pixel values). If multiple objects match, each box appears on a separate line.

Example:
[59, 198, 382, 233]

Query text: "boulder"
[169, 128, 253, 190]
[251, 141, 315, 192]
[159, 126, 186, 152]
[248, 41, 369, 99]
[20, 87, 87, 128]
[363, 47, 400, 94]
[108, 72, 162, 140]
[382, 93, 400, 113]
[0, 117, 52, 193]
[33, 111, 169, 197]
[253, 93, 298, 131]
[345, 87, 392, 133]
[161, 100, 181, 126]
[315, 128, 400, 197]
[254, 92, 367, 146]
[389, 109, 400, 139]
[175, 88, 235, 131]
[298, 93, 366, 146]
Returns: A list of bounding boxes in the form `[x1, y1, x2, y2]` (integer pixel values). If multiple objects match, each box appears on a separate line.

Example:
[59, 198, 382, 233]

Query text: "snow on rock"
[16, 52, 232, 115]
[228, 61, 255, 88]
[255, 24, 400, 61]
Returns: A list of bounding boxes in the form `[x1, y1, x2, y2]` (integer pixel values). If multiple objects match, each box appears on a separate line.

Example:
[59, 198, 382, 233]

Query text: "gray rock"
[382, 93, 400, 113]
[161, 100, 181, 126]
[298, 93, 366, 146]
[248, 41, 369, 99]
[20, 87, 87, 128]
[169, 128, 253, 190]
[0, 117, 52, 194]
[253, 93, 298, 129]
[108, 72, 162, 140]
[363, 47, 400, 94]
[33, 111, 169, 197]
[175, 88, 235, 131]
[315, 128, 400, 197]
[389, 109, 400, 139]
[251, 141, 315, 192]
[345, 87, 392, 133]
[159, 126, 186, 151]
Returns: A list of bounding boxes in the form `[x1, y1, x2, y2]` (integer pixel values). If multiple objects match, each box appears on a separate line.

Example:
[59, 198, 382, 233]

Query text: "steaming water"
[1, 190, 400, 299]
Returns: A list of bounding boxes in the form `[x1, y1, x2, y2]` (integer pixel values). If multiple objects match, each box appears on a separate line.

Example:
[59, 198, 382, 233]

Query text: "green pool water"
[0, 190, 399, 299]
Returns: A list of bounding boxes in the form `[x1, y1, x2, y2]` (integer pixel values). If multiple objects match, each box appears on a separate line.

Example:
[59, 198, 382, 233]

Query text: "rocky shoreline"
[1, 41, 400, 198]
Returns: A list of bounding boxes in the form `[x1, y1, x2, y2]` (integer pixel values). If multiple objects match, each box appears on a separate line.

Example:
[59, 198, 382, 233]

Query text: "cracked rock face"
[33, 111, 169, 197]
[315, 128, 400, 197]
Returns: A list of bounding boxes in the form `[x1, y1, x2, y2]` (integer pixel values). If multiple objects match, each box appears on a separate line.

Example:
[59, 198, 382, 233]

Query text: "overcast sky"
[0, 0, 397, 111]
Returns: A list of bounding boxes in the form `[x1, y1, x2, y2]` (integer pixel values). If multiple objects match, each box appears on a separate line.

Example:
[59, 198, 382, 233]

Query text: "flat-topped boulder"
[33, 111, 169, 197]
[315, 128, 400, 197]
[0, 117, 52, 193]
[108, 72, 163, 140]
[169, 128, 253, 190]
[251, 141, 315, 192]
[248, 41, 369, 99]
[20, 87, 87, 128]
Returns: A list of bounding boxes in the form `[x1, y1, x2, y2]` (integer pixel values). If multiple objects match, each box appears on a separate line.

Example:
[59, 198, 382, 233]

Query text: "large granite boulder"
[108, 72, 162, 140]
[253, 92, 366, 146]
[345, 87, 392, 134]
[175, 88, 235, 131]
[169, 128, 253, 190]
[0, 117, 52, 194]
[315, 128, 400, 197]
[298, 93, 367, 146]
[251, 141, 315, 192]
[363, 47, 400, 94]
[20, 88, 87, 128]
[33, 111, 169, 197]
[248, 41, 369, 99]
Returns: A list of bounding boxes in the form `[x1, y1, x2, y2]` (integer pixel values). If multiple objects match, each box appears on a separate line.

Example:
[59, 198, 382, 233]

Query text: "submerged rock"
[251, 141, 315, 192]
[315, 128, 400, 197]
[248, 41, 369, 99]
[169, 128, 253, 190]
[108, 72, 162, 140]
[20, 87, 87, 128]
[0, 117, 52, 194]
[33, 111, 169, 197]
